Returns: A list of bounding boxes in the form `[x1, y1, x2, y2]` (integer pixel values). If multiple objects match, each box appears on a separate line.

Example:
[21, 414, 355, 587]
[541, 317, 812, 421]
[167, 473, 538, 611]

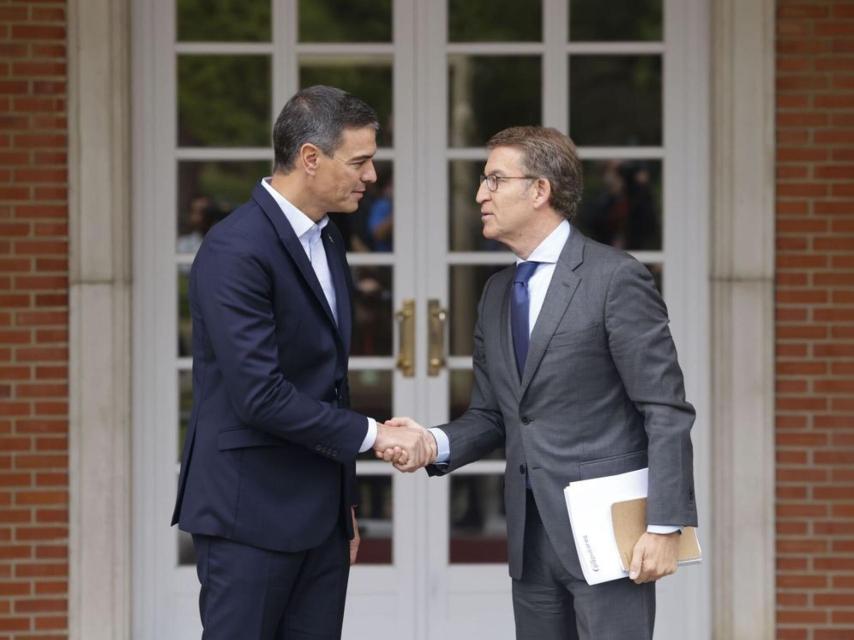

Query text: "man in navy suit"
[172, 86, 433, 639]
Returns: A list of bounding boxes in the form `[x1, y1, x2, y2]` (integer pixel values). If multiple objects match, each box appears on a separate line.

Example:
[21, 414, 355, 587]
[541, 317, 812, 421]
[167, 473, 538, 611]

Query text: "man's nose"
[475, 181, 489, 204]
[362, 160, 378, 183]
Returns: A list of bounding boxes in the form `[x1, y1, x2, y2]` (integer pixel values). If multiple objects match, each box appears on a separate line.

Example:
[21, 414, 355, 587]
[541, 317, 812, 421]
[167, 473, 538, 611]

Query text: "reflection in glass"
[448, 160, 505, 252]
[574, 160, 661, 251]
[177, 0, 271, 42]
[448, 0, 541, 42]
[449, 474, 507, 563]
[569, 56, 661, 147]
[450, 370, 506, 459]
[329, 161, 393, 253]
[178, 55, 271, 147]
[178, 270, 192, 358]
[355, 475, 393, 564]
[349, 370, 392, 418]
[569, 0, 662, 42]
[178, 370, 192, 461]
[448, 56, 541, 148]
[177, 161, 269, 253]
[352, 369, 392, 462]
[644, 263, 663, 295]
[300, 61, 393, 147]
[350, 267, 393, 357]
[299, 0, 392, 43]
[450, 265, 508, 356]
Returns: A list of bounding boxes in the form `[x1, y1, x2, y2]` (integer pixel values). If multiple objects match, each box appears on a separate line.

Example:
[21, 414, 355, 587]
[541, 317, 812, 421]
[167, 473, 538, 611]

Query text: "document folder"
[564, 467, 701, 585]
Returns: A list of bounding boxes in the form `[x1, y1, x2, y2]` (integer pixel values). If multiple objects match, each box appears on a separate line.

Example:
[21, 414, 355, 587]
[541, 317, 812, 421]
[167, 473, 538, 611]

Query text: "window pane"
[178, 55, 271, 147]
[449, 0, 541, 42]
[449, 265, 508, 356]
[448, 160, 507, 252]
[329, 161, 393, 253]
[178, 270, 192, 358]
[355, 475, 393, 564]
[449, 56, 541, 148]
[178, 370, 192, 462]
[299, 59, 393, 147]
[299, 0, 391, 43]
[177, 0, 271, 42]
[569, 55, 661, 147]
[574, 159, 662, 251]
[350, 267, 393, 357]
[353, 368, 393, 462]
[450, 370, 506, 459]
[449, 474, 507, 563]
[177, 161, 268, 254]
[569, 0, 662, 42]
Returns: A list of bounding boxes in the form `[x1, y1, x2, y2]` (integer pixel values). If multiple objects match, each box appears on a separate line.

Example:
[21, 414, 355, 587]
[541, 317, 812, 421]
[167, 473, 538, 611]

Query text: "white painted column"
[711, 0, 776, 638]
[67, 0, 132, 638]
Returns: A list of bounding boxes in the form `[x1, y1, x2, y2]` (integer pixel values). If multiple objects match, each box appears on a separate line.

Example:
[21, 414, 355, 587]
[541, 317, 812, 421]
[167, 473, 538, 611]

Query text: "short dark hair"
[273, 85, 379, 172]
[487, 126, 584, 220]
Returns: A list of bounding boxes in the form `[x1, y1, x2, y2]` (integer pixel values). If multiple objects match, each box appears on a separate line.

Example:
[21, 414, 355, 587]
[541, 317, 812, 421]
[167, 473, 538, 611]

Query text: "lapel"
[518, 226, 585, 399]
[322, 225, 352, 356]
[497, 268, 521, 400]
[251, 183, 344, 346]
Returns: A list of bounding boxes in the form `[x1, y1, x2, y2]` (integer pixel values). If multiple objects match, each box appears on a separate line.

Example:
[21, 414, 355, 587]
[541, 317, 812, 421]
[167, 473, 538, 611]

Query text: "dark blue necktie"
[511, 261, 540, 378]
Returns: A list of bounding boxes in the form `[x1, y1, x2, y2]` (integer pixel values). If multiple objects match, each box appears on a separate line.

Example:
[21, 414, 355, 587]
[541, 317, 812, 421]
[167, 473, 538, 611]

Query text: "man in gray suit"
[383, 126, 697, 639]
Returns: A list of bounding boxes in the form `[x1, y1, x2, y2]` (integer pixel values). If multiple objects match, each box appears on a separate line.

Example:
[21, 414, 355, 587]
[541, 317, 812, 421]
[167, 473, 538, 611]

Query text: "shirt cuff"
[429, 427, 450, 464]
[358, 417, 377, 453]
[646, 525, 681, 535]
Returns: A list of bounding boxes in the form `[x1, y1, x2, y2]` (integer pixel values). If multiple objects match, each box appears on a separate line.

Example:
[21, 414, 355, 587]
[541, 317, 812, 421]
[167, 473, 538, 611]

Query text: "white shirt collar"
[261, 177, 329, 240]
[515, 219, 571, 265]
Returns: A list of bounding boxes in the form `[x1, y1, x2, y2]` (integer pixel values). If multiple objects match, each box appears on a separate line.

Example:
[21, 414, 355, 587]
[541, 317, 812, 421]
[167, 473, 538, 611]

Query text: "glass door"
[134, 1, 709, 638]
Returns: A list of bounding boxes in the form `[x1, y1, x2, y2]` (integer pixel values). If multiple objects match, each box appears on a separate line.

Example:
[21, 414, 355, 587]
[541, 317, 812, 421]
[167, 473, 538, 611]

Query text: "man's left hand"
[350, 508, 360, 565]
[628, 531, 679, 583]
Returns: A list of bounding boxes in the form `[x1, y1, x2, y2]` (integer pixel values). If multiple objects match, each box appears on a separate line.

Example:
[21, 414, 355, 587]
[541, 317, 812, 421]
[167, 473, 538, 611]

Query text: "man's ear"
[300, 143, 321, 176]
[532, 178, 552, 209]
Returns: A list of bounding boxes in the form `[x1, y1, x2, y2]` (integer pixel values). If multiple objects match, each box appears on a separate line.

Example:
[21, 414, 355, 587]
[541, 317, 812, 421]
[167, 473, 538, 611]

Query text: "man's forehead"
[337, 126, 377, 156]
[485, 145, 524, 172]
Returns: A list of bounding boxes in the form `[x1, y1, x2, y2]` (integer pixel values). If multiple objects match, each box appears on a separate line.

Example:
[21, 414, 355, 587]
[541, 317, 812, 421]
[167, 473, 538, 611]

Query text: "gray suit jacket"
[429, 227, 697, 581]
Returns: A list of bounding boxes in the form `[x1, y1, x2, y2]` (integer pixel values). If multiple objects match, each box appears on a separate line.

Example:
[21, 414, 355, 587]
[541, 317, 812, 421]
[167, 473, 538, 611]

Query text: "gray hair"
[487, 126, 584, 220]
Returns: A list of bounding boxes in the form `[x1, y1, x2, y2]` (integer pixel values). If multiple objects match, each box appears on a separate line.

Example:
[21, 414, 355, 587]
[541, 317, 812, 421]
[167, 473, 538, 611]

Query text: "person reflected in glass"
[576, 160, 659, 251]
[367, 170, 393, 251]
[177, 194, 221, 256]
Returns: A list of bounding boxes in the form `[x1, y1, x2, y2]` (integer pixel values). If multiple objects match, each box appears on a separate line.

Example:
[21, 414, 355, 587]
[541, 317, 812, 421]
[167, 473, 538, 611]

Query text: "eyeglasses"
[479, 173, 539, 192]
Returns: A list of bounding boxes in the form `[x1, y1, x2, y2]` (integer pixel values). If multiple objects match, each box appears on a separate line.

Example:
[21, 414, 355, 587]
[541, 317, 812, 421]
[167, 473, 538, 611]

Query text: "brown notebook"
[611, 498, 702, 571]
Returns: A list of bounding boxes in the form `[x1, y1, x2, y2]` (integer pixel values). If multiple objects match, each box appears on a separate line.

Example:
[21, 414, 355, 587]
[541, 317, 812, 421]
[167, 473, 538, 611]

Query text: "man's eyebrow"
[346, 152, 375, 162]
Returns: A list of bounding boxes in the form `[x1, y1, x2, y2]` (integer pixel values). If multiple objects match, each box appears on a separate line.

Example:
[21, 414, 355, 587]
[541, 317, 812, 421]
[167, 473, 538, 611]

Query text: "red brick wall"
[777, 1, 854, 638]
[0, 1, 70, 638]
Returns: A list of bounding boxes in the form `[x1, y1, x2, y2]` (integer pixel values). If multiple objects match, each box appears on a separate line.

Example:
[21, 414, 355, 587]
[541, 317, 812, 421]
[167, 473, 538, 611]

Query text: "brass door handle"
[395, 299, 415, 377]
[427, 299, 447, 376]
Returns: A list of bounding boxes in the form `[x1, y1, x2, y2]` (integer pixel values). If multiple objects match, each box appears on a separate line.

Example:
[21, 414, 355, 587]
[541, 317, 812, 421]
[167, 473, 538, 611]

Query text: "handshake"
[372, 417, 436, 472]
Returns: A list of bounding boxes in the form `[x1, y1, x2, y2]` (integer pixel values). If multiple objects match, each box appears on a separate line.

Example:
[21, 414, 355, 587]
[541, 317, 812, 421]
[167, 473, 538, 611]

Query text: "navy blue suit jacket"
[172, 182, 368, 552]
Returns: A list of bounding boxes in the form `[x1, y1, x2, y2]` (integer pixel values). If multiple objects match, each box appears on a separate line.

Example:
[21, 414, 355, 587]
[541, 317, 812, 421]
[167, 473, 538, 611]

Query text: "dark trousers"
[512, 492, 655, 640]
[192, 525, 350, 640]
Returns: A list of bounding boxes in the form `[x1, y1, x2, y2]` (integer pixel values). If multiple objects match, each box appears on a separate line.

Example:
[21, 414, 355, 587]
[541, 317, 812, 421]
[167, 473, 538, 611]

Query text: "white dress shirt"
[431, 220, 678, 533]
[262, 179, 377, 452]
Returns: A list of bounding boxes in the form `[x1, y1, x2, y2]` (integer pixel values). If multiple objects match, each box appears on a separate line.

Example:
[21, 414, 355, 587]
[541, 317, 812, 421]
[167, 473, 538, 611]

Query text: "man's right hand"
[374, 418, 437, 472]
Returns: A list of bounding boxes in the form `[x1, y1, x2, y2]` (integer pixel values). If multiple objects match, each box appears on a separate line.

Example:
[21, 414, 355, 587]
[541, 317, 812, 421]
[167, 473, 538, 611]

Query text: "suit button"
[521, 416, 531, 424]
[519, 464, 526, 475]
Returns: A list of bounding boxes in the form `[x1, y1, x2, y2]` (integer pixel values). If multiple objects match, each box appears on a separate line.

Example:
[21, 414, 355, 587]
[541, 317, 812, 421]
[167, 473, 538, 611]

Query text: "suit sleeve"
[428, 276, 506, 475]
[604, 258, 697, 527]
[192, 233, 367, 463]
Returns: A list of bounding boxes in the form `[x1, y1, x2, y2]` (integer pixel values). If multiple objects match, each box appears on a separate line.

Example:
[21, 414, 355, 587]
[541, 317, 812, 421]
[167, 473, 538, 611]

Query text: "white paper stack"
[563, 468, 649, 585]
